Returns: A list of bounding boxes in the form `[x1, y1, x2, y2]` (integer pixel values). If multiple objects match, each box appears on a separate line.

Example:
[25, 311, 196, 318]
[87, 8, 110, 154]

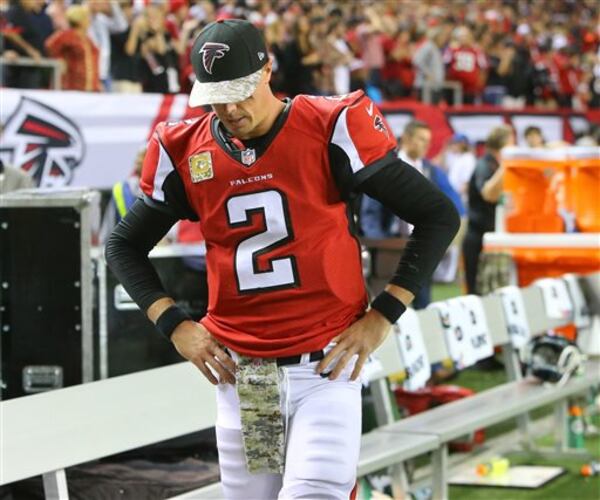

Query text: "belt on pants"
[225, 348, 325, 367]
[275, 350, 324, 367]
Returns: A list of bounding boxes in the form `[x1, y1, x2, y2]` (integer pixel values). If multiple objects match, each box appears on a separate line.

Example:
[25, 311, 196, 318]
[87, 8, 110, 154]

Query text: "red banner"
[377, 101, 595, 158]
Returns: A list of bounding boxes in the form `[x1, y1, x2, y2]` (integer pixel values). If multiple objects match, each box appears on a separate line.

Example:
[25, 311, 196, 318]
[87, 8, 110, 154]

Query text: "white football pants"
[215, 355, 362, 500]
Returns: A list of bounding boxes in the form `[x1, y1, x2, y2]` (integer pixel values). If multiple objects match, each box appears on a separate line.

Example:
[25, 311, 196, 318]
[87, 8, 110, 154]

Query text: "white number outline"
[226, 189, 300, 294]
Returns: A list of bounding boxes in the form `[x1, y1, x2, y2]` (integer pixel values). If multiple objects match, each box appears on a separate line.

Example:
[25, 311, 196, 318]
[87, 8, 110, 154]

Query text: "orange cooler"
[568, 147, 600, 233]
[501, 147, 567, 233]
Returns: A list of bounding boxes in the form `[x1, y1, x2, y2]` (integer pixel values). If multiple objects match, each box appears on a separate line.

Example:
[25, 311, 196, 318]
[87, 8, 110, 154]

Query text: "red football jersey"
[140, 91, 396, 357]
[445, 46, 487, 94]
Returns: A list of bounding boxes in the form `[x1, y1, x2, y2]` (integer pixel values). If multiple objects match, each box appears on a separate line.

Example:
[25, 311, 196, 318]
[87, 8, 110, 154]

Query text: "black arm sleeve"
[358, 159, 461, 294]
[104, 198, 179, 312]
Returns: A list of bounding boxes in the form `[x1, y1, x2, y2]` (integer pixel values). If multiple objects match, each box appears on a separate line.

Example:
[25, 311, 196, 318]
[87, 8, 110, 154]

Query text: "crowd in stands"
[1, 0, 599, 109]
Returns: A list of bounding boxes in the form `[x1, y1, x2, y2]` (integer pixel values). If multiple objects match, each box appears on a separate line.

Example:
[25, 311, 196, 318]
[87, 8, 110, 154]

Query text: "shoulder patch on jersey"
[189, 152, 213, 183]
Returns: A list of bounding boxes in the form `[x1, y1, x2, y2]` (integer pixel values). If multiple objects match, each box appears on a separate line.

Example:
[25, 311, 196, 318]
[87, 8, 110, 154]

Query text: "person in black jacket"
[463, 125, 514, 294]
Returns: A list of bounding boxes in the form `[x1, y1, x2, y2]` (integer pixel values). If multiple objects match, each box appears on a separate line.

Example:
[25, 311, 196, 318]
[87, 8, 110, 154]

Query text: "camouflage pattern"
[476, 251, 517, 295]
[236, 356, 285, 474]
[197, 67, 264, 105]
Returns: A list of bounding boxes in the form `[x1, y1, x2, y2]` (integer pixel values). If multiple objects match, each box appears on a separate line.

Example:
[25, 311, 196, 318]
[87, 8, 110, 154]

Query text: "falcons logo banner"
[0, 97, 84, 187]
[199, 42, 230, 75]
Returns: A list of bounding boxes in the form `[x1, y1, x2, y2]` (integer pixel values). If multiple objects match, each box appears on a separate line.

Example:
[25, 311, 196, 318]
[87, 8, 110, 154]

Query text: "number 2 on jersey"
[226, 190, 299, 293]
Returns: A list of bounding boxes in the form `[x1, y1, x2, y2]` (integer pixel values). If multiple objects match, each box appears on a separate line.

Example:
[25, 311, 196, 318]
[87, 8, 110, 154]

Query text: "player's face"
[212, 64, 273, 140]
[213, 96, 261, 139]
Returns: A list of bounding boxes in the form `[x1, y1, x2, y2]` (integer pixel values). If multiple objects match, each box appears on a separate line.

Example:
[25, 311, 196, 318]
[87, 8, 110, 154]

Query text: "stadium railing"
[0, 56, 62, 90]
[421, 80, 463, 106]
[1, 273, 598, 500]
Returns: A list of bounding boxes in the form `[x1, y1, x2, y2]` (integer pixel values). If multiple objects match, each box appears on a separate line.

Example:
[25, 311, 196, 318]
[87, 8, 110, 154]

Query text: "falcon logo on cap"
[199, 42, 230, 75]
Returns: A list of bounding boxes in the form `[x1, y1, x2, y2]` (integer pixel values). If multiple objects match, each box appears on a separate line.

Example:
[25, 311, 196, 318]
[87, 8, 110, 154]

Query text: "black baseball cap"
[189, 19, 268, 107]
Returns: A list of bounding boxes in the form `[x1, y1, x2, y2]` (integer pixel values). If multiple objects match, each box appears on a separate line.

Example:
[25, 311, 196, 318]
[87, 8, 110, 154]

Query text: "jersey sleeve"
[329, 95, 398, 193]
[139, 125, 199, 221]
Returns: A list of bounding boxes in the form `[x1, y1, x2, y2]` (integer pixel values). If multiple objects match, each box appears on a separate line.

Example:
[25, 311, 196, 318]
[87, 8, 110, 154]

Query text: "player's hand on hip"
[316, 309, 391, 381]
[171, 321, 236, 385]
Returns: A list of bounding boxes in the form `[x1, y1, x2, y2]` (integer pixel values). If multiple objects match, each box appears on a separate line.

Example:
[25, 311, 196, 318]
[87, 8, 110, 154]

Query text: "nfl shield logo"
[189, 152, 213, 183]
[241, 148, 256, 166]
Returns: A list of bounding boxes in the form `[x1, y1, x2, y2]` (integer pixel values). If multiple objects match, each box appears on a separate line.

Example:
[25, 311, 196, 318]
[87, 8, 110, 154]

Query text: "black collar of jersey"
[211, 98, 292, 165]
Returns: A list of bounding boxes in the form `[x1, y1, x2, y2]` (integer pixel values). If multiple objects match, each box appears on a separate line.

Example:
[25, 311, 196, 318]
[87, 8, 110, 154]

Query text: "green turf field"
[448, 421, 600, 500]
[431, 282, 464, 302]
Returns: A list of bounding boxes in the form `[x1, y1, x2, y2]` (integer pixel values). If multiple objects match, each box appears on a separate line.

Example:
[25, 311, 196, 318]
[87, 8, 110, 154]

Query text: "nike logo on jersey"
[366, 102, 374, 116]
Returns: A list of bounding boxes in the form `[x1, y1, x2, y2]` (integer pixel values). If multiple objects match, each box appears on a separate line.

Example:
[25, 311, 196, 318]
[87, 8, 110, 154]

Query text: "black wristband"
[370, 291, 407, 324]
[155, 305, 192, 340]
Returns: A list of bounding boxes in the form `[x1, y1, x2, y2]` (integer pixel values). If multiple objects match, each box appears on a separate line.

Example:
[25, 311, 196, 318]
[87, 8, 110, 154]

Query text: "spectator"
[381, 27, 414, 99]
[585, 51, 600, 109]
[86, 0, 128, 90]
[165, 0, 190, 41]
[176, 16, 203, 94]
[3, 0, 54, 89]
[437, 133, 477, 207]
[278, 15, 321, 96]
[413, 26, 449, 104]
[357, 6, 386, 100]
[46, 0, 68, 31]
[552, 47, 581, 108]
[444, 26, 488, 104]
[575, 52, 596, 110]
[126, 4, 180, 94]
[325, 19, 355, 95]
[99, 145, 145, 243]
[0, 0, 597, 109]
[462, 125, 515, 295]
[523, 126, 545, 148]
[503, 39, 536, 108]
[1, 0, 21, 85]
[264, 17, 286, 93]
[307, 15, 333, 95]
[483, 35, 513, 105]
[189, 0, 216, 24]
[110, 0, 142, 93]
[361, 121, 464, 308]
[45, 4, 101, 92]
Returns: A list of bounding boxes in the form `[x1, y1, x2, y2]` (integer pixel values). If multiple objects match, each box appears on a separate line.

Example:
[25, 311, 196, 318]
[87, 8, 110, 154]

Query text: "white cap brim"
[188, 67, 263, 107]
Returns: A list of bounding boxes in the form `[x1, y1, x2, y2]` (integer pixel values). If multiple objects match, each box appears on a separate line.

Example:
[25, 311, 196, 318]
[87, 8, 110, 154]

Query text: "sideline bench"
[376, 274, 600, 499]
[0, 319, 438, 500]
[2, 273, 598, 500]
[1, 363, 217, 497]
